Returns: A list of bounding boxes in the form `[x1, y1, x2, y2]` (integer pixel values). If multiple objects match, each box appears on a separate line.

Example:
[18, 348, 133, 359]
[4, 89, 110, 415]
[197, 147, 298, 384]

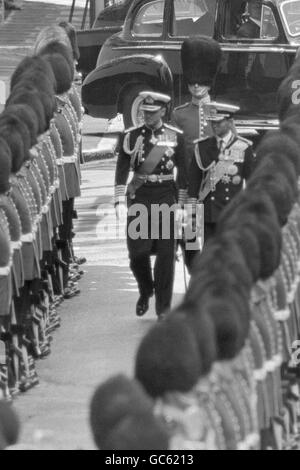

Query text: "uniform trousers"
[204, 222, 217, 243]
[126, 183, 177, 316]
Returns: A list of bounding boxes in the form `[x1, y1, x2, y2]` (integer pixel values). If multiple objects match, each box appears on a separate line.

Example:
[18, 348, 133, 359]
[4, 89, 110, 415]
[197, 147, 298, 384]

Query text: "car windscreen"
[280, 0, 300, 36]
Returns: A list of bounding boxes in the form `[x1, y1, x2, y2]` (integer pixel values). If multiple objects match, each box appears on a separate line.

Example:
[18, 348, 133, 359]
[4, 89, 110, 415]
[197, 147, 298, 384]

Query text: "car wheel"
[122, 85, 152, 129]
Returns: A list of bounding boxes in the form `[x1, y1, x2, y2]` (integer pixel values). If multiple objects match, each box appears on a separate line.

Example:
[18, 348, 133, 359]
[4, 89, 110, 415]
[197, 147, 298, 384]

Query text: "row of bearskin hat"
[89, 39, 300, 450]
[0, 22, 84, 402]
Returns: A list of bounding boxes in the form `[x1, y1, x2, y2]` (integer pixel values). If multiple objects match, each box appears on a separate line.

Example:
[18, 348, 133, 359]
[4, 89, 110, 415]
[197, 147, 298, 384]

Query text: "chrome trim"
[113, 44, 297, 53]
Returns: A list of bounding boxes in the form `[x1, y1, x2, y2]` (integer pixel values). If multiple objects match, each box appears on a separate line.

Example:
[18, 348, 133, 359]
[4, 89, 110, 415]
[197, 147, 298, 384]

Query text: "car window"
[222, 0, 278, 40]
[214, 51, 291, 116]
[281, 0, 300, 36]
[171, 0, 217, 37]
[132, 0, 165, 37]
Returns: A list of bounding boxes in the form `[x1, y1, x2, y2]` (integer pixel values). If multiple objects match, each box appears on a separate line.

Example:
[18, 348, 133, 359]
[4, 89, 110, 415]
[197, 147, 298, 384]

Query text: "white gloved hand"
[115, 203, 127, 222]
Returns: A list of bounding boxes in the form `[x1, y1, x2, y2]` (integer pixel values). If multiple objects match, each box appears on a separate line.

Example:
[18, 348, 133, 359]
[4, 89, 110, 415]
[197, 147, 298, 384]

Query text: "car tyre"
[122, 84, 153, 128]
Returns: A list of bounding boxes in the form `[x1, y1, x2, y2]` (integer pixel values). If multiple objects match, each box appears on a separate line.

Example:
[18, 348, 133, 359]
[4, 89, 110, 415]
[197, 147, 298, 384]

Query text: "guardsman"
[90, 375, 169, 450]
[188, 102, 255, 242]
[172, 37, 222, 270]
[114, 91, 187, 319]
[172, 37, 222, 169]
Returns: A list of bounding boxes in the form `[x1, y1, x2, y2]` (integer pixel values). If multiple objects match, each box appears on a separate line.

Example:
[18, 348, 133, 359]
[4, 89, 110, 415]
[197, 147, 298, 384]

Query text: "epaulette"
[174, 102, 189, 112]
[193, 136, 210, 144]
[164, 123, 183, 134]
[124, 124, 143, 134]
[237, 136, 253, 146]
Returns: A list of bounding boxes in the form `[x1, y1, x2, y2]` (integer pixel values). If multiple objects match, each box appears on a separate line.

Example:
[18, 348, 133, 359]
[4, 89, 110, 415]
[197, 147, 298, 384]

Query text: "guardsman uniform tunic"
[172, 98, 213, 270]
[0, 211, 12, 317]
[172, 97, 213, 171]
[188, 132, 255, 241]
[115, 122, 187, 316]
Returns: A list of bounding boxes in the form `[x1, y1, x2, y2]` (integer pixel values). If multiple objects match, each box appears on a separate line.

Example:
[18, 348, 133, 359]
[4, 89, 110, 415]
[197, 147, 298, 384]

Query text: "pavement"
[12, 158, 188, 450]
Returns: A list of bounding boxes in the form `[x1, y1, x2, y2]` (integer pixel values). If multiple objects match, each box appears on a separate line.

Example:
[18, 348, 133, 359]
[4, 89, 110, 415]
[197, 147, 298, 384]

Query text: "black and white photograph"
[0, 0, 300, 452]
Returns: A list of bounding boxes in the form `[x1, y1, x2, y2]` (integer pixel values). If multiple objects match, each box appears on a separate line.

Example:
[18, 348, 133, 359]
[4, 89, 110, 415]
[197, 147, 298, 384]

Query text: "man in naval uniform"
[188, 102, 255, 242]
[172, 37, 222, 271]
[114, 91, 187, 319]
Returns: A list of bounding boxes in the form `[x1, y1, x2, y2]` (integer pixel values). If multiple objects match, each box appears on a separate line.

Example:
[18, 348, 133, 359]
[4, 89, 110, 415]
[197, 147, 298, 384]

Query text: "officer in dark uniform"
[115, 91, 187, 318]
[172, 37, 222, 270]
[188, 102, 255, 242]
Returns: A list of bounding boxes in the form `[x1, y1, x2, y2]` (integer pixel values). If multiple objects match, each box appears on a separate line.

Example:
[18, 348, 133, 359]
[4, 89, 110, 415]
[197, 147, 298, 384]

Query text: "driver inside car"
[236, 0, 262, 38]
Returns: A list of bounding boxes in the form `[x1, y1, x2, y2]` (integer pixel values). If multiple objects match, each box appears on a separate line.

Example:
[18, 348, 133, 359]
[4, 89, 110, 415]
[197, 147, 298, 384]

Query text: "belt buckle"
[148, 175, 158, 183]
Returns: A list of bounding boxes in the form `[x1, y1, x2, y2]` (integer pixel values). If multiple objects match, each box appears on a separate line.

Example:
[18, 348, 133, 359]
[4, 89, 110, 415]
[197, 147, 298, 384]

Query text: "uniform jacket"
[115, 123, 187, 206]
[172, 99, 213, 171]
[188, 133, 255, 224]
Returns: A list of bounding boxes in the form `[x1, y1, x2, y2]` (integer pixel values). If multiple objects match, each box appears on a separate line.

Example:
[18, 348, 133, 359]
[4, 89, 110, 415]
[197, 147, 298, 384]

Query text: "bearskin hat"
[181, 37, 222, 87]
[5, 104, 39, 148]
[248, 165, 296, 226]
[191, 238, 253, 293]
[6, 88, 47, 135]
[34, 25, 72, 57]
[10, 55, 56, 93]
[15, 71, 56, 97]
[0, 125, 25, 174]
[168, 303, 217, 377]
[223, 209, 281, 280]
[135, 315, 201, 398]
[40, 52, 73, 95]
[90, 375, 154, 449]
[0, 139, 11, 194]
[38, 40, 74, 80]
[101, 412, 169, 451]
[257, 154, 298, 195]
[0, 113, 31, 155]
[255, 131, 300, 175]
[281, 119, 300, 151]
[201, 296, 246, 360]
[11, 82, 56, 130]
[59, 21, 80, 62]
[221, 225, 261, 282]
[0, 401, 20, 449]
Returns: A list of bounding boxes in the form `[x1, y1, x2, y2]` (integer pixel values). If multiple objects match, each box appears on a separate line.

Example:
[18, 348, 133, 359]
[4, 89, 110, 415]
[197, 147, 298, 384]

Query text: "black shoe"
[136, 295, 151, 317]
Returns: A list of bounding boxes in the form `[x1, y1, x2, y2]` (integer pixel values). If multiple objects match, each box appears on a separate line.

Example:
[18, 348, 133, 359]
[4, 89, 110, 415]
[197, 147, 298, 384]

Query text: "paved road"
[13, 158, 187, 450]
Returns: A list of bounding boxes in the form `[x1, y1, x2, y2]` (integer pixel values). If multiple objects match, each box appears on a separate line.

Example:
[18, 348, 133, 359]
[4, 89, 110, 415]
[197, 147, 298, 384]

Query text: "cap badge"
[145, 96, 155, 105]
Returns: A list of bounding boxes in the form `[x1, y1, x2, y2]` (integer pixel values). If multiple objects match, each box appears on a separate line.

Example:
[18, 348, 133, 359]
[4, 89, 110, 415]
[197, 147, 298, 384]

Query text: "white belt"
[254, 368, 267, 382]
[42, 205, 49, 215]
[63, 156, 77, 164]
[265, 359, 276, 373]
[0, 265, 10, 276]
[11, 240, 22, 250]
[21, 233, 33, 243]
[56, 156, 77, 165]
[274, 308, 290, 322]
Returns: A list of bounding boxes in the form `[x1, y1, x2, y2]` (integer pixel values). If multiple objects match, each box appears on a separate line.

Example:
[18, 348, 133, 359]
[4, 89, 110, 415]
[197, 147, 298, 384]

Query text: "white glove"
[115, 203, 127, 222]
